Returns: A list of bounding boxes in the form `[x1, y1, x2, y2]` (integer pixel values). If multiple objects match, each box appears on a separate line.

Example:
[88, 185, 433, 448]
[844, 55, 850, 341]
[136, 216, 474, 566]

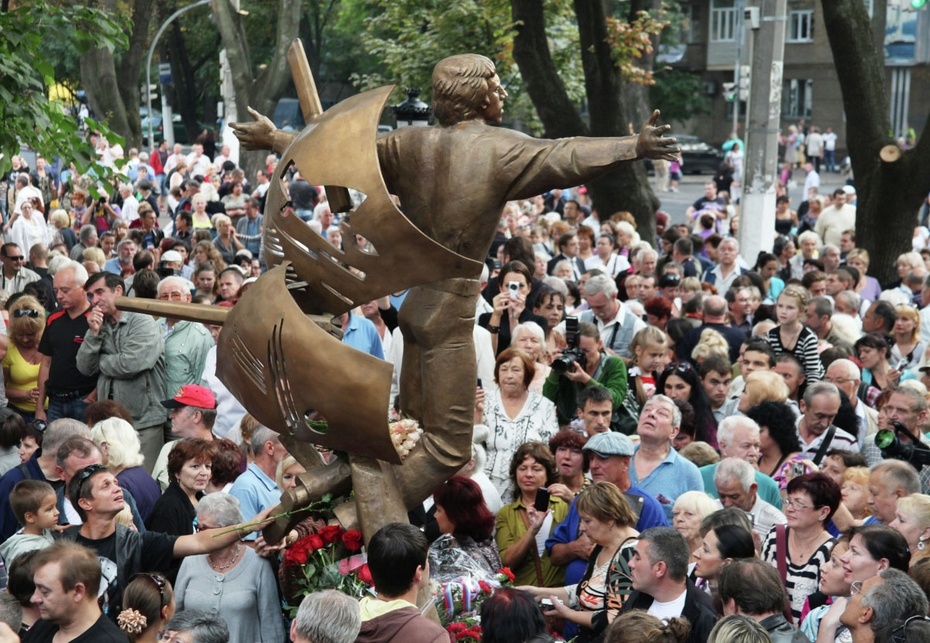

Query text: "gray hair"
[891, 385, 929, 414]
[541, 276, 569, 296]
[834, 290, 861, 312]
[90, 418, 144, 469]
[871, 460, 921, 496]
[809, 296, 833, 318]
[707, 614, 770, 643]
[715, 457, 755, 492]
[42, 419, 90, 458]
[511, 321, 545, 347]
[717, 416, 760, 449]
[157, 275, 189, 296]
[647, 394, 682, 428]
[53, 259, 89, 285]
[250, 425, 281, 457]
[79, 224, 98, 244]
[166, 610, 230, 643]
[720, 237, 739, 251]
[293, 590, 362, 643]
[640, 527, 689, 582]
[861, 568, 929, 634]
[582, 274, 618, 298]
[827, 358, 861, 381]
[0, 593, 22, 633]
[196, 492, 243, 528]
[802, 381, 840, 406]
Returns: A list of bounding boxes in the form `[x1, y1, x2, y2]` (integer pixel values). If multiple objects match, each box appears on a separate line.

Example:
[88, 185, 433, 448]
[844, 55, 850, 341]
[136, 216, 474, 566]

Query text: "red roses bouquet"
[435, 568, 515, 642]
[281, 525, 373, 613]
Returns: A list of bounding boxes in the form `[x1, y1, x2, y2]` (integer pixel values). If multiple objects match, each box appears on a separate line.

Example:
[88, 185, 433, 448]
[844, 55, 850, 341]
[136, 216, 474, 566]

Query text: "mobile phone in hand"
[534, 487, 550, 512]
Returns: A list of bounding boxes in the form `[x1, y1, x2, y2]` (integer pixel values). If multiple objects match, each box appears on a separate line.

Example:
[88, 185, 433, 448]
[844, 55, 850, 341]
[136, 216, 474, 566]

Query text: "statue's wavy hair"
[432, 54, 496, 127]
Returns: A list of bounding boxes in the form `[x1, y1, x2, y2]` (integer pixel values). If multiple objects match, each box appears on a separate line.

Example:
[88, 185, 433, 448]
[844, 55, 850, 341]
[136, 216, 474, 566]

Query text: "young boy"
[0, 480, 58, 564]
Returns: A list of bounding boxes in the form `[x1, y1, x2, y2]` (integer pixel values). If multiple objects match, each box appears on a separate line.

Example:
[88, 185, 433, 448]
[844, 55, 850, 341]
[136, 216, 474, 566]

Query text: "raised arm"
[231, 107, 297, 155]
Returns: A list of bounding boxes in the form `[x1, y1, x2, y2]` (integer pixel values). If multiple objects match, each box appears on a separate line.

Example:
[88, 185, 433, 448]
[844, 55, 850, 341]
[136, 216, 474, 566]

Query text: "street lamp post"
[392, 88, 431, 128]
[145, 0, 211, 150]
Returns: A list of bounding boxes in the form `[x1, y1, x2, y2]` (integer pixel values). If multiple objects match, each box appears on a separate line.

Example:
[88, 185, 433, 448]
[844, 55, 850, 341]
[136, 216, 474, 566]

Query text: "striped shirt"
[762, 527, 833, 621]
[766, 325, 825, 382]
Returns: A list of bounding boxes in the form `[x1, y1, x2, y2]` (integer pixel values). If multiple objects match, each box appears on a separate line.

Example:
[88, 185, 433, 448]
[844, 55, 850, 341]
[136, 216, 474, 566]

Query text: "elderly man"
[69, 225, 98, 262]
[699, 416, 782, 509]
[77, 272, 167, 471]
[825, 359, 878, 446]
[216, 268, 244, 304]
[796, 382, 858, 456]
[702, 237, 746, 294]
[291, 590, 361, 643]
[806, 296, 854, 352]
[26, 541, 126, 641]
[676, 295, 747, 363]
[35, 262, 97, 423]
[0, 242, 40, 294]
[717, 559, 809, 643]
[860, 387, 930, 492]
[622, 527, 718, 643]
[157, 276, 214, 404]
[576, 274, 645, 358]
[103, 238, 138, 278]
[116, 182, 139, 224]
[713, 457, 786, 536]
[166, 610, 230, 643]
[840, 569, 929, 643]
[228, 425, 289, 533]
[151, 384, 218, 490]
[867, 460, 922, 525]
[629, 395, 704, 519]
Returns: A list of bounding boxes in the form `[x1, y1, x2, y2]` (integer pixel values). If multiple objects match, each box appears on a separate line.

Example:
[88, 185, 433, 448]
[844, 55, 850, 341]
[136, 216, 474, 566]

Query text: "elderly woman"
[146, 438, 213, 537]
[511, 321, 551, 394]
[91, 417, 160, 521]
[761, 473, 841, 620]
[482, 348, 558, 501]
[846, 248, 882, 302]
[673, 491, 720, 565]
[10, 202, 49, 258]
[175, 493, 285, 643]
[890, 493, 930, 568]
[495, 442, 568, 587]
[891, 304, 925, 370]
[429, 475, 501, 582]
[3, 295, 46, 421]
[211, 214, 243, 266]
[519, 482, 639, 642]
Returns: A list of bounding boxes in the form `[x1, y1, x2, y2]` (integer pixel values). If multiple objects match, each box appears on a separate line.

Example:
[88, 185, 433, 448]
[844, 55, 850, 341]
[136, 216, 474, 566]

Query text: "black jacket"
[621, 580, 718, 643]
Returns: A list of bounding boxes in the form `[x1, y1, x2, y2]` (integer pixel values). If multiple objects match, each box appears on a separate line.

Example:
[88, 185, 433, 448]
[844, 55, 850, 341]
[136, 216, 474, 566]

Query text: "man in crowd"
[622, 527, 718, 643]
[796, 382, 858, 456]
[236, 197, 264, 256]
[862, 300, 896, 335]
[840, 569, 929, 643]
[676, 295, 746, 364]
[577, 274, 645, 358]
[713, 458, 787, 536]
[806, 296, 854, 352]
[35, 261, 97, 423]
[216, 268, 244, 304]
[0, 242, 40, 294]
[700, 356, 733, 425]
[291, 590, 362, 643]
[866, 460, 921, 525]
[103, 239, 138, 278]
[699, 417, 782, 509]
[701, 237, 746, 294]
[356, 523, 449, 643]
[77, 272, 167, 471]
[773, 354, 805, 405]
[158, 276, 215, 397]
[69, 225, 98, 261]
[25, 541, 126, 641]
[727, 286, 754, 333]
[547, 232, 584, 279]
[717, 559, 809, 643]
[824, 359, 878, 445]
[166, 611, 230, 643]
[860, 387, 930, 493]
[229, 425, 289, 533]
[816, 188, 857, 246]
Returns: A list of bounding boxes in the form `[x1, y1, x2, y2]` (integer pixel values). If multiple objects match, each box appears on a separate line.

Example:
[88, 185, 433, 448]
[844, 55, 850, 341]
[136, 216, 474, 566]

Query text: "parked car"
[644, 134, 725, 175]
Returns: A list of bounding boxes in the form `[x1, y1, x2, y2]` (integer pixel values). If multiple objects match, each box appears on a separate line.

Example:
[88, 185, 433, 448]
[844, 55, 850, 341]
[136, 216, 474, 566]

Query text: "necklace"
[208, 544, 242, 571]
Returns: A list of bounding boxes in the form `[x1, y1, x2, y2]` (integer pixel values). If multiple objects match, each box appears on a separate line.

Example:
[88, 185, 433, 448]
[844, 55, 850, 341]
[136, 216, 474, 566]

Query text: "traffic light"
[722, 82, 737, 102]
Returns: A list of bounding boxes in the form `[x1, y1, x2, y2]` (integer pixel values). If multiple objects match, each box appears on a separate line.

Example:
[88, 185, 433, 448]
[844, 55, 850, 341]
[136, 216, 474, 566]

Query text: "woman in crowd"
[605, 611, 690, 643]
[761, 473, 841, 620]
[146, 438, 213, 537]
[692, 523, 756, 591]
[855, 333, 912, 407]
[839, 525, 911, 584]
[841, 466, 873, 522]
[657, 361, 718, 448]
[428, 475, 501, 582]
[193, 263, 219, 302]
[800, 535, 850, 643]
[708, 615, 770, 643]
[890, 494, 930, 568]
[91, 417, 160, 522]
[738, 370, 791, 412]
[846, 248, 882, 302]
[747, 400, 802, 480]
[480, 260, 548, 355]
[766, 284, 824, 383]
[482, 348, 558, 501]
[206, 437, 245, 493]
[518, 482, 639, 642]
[495, 442, 568, 587]
[511, 322, 551, 394]
[192, 240, 227, 274]
[532, 288, 566, 346]
[49, 209, 77, 252]
[190, 193, 213, 230]
[211, 214, 244, 266]
[673, 491, 723, 567]
[774, 195, 798, 236]
[175, 493, 286, 643]
[3, 296, 46, 422]
[753, 251, 786, 303]
[891, 303, 925, 370]
[576, 226, 596, 266]
[117, 573, 175, 643]
[18, 420, 41, 464]
[547, 430, 588, 502]
[480, 588, 549, 643]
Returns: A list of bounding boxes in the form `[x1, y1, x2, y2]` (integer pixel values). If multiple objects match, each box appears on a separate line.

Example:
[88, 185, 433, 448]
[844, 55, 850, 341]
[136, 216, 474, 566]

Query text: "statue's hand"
[231, 106, 278, 151]
[636, 110, 680, 162]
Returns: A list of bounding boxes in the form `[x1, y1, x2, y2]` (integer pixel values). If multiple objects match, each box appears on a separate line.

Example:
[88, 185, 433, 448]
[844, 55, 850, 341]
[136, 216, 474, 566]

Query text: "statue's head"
[432, 54, 500, 127]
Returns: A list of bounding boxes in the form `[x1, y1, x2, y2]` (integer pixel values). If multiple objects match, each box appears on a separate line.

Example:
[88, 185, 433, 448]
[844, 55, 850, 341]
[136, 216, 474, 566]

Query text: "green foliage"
[649, 67, 711, 124]
[0, 2, 126, 175]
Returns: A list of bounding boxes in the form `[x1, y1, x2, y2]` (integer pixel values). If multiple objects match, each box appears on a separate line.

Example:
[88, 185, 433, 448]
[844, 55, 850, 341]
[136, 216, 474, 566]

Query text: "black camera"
[875, 421, 930, 469]
[552, 316, 587, 374]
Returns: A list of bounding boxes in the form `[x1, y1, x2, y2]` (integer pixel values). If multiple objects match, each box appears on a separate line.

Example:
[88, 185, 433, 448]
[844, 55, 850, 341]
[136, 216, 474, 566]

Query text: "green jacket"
[542, 352, 628, 426]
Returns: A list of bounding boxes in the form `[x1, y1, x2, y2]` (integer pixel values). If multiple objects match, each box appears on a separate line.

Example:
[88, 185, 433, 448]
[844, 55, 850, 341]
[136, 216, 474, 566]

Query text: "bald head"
[703, 295, 728, 321]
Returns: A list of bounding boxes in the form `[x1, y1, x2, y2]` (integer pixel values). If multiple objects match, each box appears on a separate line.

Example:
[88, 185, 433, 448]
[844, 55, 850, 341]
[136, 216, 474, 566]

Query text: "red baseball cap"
[161, 384, 217, 409]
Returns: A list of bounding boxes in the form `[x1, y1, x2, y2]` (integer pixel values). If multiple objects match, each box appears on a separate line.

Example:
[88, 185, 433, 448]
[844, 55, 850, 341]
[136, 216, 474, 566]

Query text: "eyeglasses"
[850, 579, 864, 596]
[891, 615, 930, 642]
[74, 464, 108, 497]
[826, 377, 855, 385]
[783, 496, 818, 511]
[13, 309, 39, 318]
[3, 256, 24, 261]
[131, 573, 168, 607]
[194, 520, 218, 533]
[158, 292, 186, 301]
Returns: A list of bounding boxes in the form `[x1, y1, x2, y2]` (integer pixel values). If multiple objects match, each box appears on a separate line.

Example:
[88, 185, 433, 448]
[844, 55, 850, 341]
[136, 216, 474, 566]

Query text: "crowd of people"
[1, 128, 930, 643]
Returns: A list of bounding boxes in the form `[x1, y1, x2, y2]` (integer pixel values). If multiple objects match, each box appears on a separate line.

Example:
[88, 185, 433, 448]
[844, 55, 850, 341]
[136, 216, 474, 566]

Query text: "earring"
[919, 537, 926, 551]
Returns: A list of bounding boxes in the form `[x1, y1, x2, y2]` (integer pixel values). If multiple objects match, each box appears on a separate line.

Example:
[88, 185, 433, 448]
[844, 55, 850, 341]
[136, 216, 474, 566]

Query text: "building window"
[783, 79, 813, 118]
[787, 10, 814, 42]
[687, 4, 703, 44]
[710, 0, 737, 42]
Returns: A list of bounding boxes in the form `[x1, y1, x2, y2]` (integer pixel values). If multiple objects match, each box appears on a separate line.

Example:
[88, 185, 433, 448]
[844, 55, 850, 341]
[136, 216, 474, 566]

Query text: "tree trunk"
[212, 0, 301, 181]
[820, 0, 930, 284]
[511, 0, 659, 244]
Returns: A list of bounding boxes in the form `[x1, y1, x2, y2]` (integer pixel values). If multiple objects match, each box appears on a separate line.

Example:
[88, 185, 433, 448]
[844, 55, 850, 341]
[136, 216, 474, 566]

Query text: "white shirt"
[647, 589, 688, 621]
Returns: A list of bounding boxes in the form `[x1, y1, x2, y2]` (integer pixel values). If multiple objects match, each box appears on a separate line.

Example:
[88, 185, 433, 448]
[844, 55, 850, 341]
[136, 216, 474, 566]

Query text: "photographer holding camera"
[479, 260, 548, 356]
[543, 320, 628, 427]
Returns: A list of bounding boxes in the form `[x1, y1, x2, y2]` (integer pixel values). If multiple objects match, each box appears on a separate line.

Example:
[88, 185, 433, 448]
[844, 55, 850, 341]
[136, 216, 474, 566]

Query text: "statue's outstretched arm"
[636, 110, 680, 162]
[231, 107, 297, 155]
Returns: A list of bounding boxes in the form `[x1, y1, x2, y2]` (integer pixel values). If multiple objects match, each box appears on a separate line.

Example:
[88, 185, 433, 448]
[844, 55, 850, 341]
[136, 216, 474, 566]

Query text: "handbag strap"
[518, 506, 545, 586]
[775, 524, 789, 586]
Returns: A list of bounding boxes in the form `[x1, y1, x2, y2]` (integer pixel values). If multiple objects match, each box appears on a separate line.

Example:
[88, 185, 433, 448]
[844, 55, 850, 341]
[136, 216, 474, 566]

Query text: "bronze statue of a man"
[233, 53, 678, 528]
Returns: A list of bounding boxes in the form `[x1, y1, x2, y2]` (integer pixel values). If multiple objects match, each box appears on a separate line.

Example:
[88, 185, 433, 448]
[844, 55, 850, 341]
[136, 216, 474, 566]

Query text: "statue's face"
[482, 74, 508, 125]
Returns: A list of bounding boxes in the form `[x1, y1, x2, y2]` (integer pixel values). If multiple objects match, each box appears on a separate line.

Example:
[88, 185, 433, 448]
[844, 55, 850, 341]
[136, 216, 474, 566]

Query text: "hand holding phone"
[534, 487, 550, 512]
